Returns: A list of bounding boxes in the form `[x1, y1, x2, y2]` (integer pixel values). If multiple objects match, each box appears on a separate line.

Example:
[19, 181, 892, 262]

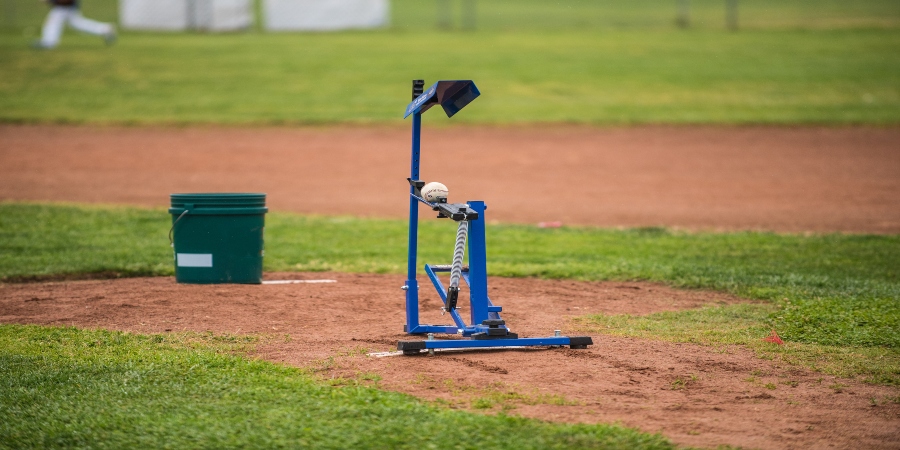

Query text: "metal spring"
[449, 220, 468, 289]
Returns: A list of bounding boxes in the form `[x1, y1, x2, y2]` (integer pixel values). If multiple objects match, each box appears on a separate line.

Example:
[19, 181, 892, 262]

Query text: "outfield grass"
[0, 324, 672, 449]
[1, 202, 898, 384]
[5, 0, 899, 32]
[1, 14, 897, 124]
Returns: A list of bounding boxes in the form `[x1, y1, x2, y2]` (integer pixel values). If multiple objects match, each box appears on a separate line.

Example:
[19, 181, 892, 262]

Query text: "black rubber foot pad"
[397, 341, 426, 351]
[472, 332, 519, 340]
[568, 336, 593, 348]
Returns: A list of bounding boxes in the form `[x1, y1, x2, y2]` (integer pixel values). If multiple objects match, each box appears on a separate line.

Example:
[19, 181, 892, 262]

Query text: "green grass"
[0, 324, 672, 449]
[1, 202, 898, 384]
[1, 1, 898, 125]
[576, 304, 900, 385]
[0, 202, 172, 280]
[392, 0, 900, 31]
[4, 0, 899, 32]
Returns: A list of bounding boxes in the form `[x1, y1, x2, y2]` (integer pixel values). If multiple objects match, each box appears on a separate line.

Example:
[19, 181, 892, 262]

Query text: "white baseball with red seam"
[420, 182, 449, 202]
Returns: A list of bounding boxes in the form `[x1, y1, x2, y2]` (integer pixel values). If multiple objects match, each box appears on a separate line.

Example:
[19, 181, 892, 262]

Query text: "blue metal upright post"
[404, 112, 423, 332]
[467, 201, 490, 326]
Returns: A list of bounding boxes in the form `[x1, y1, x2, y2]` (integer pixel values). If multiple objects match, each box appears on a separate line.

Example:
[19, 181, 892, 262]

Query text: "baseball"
[420, 182, 449, 203]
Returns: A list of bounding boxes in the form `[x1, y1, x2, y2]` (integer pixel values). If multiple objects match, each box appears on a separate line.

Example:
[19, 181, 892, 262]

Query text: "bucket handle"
[168, 207, 191, 246]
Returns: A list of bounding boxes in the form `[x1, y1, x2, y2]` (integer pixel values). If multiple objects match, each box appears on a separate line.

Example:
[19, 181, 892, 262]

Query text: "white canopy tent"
[119, 0, 253, 32]
[263, 0, 389, 31]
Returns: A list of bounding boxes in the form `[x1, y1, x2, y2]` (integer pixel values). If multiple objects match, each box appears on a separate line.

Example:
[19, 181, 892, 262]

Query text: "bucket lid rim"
[171, 193, 266, 197]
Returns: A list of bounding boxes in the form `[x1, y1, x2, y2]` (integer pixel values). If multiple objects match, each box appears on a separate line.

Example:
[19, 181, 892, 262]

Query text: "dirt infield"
[2, 124, 899, 448]
[1, 274, 898, 450]
[1, 124, 898, 233]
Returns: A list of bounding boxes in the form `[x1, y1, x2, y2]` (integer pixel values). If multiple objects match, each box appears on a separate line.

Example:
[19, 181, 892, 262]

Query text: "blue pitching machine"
[397, 79, 593, 355]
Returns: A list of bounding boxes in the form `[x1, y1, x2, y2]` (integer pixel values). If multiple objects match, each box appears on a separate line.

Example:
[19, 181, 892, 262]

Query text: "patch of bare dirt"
[1, 273, 897, 449]
[1, 124, 898, 233]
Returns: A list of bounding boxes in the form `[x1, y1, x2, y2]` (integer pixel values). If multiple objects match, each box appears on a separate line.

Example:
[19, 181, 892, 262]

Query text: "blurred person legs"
[37, 6, 116, 49]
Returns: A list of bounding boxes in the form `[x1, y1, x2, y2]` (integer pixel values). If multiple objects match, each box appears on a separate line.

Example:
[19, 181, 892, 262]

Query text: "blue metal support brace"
[424, 264, 467, 331]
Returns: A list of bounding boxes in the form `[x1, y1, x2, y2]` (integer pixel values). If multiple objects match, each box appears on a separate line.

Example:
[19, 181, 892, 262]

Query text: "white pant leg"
[67, 11, 114, 36]
[39, 6, 74, 48]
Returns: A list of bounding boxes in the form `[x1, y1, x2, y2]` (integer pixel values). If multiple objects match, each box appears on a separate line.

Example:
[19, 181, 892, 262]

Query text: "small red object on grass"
[762, 330, 784, 345]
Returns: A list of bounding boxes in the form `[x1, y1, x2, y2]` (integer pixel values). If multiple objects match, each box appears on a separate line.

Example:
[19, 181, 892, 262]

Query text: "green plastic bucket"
[169, 193, 267, 284]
